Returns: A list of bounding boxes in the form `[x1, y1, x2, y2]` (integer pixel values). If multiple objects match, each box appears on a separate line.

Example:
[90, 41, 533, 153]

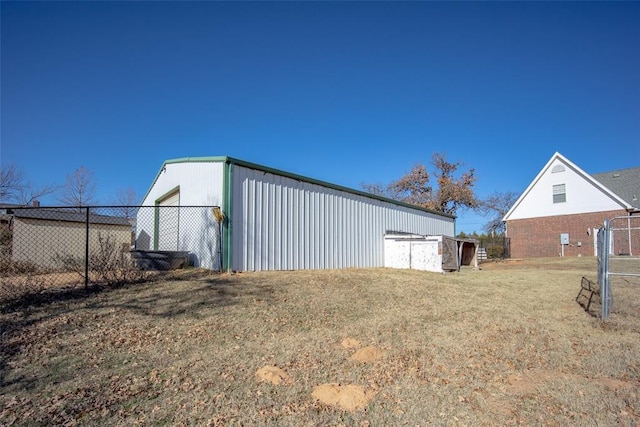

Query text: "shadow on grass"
[0, 269, 276, 389]
[94, 276, 276, 318]
[0, 268, 215, 313]
[1, 284, 104, 314]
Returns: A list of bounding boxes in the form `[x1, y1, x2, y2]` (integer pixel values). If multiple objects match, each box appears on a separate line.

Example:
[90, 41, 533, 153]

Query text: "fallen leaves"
[3, 263, 640, 425]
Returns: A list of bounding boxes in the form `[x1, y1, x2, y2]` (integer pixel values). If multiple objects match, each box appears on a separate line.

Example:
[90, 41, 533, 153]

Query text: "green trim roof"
[143, 156, 455, 219]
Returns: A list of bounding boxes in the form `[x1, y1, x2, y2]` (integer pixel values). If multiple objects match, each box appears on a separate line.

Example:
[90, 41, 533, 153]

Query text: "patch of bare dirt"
[484, 395, 515, 417]
[480, 257, 597, 271]
[484, 369, 637, 419]
[255, 366, 294, 385]
[340, 337, 361, 349]
[595, 377, 635, 391]
[479, 259, 526, 270]
[506, 369, 635, 395]
[312, 383, 374, 411]
[350, 345, 384, 363]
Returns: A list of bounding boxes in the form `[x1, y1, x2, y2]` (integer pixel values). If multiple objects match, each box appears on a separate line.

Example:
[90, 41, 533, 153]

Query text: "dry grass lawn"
[1, 257, 639, 425]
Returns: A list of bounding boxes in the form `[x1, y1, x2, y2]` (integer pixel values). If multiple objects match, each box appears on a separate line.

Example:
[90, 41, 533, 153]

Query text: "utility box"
[560, 233, 570, 245]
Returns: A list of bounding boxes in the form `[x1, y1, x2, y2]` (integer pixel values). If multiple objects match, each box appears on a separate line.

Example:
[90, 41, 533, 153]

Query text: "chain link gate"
[597, 215, 640, 321]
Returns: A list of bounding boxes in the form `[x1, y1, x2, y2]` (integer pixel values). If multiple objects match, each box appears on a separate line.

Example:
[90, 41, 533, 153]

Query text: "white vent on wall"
[551, 164, 565, 173]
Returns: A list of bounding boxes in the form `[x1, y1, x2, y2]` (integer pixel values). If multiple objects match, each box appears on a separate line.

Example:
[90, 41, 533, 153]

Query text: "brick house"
[503, 152, 640, 258]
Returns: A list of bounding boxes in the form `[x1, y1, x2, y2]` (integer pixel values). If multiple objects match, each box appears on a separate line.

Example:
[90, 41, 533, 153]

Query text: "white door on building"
[157, 190, 180, 250]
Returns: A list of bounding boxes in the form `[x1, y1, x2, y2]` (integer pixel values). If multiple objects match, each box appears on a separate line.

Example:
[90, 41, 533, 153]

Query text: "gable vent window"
[551, 164, 565, 173]
[553, 184, 566, 203]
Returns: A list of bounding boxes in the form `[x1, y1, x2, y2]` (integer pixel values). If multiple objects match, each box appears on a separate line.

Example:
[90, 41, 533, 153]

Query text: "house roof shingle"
[592, 167, 640, 210]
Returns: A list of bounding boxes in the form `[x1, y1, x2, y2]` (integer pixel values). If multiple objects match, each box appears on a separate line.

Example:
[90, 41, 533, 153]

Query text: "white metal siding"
[137, 161, 224, 269]
[231, 165, 454, 271]
[141, 162, 224, 206]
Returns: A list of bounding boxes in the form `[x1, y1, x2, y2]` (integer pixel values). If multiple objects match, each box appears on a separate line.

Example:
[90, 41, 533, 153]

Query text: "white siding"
[231, 165, 454, 271]
[137, 161, 224, 269]
[384, 235, 443, 273]
[141, 162, 224, 206]
[507, 156, 626, 220]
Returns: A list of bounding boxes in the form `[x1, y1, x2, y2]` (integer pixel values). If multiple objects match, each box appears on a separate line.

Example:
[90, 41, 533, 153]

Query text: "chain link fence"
[0, 206, 221, 304]
[597, 215, 640, 321]
[476, 236, 511, 262]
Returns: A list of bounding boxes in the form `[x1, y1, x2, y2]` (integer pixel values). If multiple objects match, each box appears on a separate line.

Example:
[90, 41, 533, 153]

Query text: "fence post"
[85, 207, 90, 290]
[601, 219, 611, 321]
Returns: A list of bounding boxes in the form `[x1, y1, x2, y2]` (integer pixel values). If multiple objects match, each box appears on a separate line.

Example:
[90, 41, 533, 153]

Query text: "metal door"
[156, 190, 180, 250]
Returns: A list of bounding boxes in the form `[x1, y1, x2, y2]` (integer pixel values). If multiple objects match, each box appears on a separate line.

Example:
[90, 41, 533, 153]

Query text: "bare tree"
[0, 164, 23, 202]
[0, 163, 56, 206]
[59, 165, 97, 207]
[114, 187, 139, 219]
[360, 182, 392, 198]
[362, 152, 477, 216]
[478, 191, 519, 235]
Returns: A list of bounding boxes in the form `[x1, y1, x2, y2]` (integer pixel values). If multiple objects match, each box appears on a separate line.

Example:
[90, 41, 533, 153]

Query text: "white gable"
[142, 161, 224, 206]
[504, 152, 630, 221]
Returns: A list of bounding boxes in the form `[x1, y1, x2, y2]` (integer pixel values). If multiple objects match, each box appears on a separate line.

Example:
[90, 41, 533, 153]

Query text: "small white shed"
[384, 233, 478, 273]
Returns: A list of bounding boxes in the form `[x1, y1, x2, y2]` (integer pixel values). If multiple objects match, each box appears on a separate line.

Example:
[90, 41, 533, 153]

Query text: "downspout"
[153, 204, 159, 250]
[628, 213, 633, 256]
[222, 159, 234, 272]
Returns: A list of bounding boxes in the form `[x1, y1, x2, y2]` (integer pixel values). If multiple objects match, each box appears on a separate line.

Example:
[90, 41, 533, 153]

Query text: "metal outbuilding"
[137, 156, 456, 272]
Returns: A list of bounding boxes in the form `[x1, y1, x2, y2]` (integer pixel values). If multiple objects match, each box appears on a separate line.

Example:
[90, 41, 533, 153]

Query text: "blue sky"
[1, 1, 638, 233]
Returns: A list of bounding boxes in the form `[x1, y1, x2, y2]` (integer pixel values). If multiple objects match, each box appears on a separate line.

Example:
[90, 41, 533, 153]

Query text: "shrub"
[487, 244, 505, 259]
[55, 233, 147, 286]
[0, 257, 42, 277]
[0, 273, 47, 304]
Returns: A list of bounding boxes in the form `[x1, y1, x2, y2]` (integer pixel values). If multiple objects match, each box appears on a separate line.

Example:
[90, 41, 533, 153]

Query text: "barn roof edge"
[144, 156, 456, 220]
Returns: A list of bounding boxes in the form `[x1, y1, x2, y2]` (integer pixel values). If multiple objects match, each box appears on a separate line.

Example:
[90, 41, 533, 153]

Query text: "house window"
[553, 184, 566, 203]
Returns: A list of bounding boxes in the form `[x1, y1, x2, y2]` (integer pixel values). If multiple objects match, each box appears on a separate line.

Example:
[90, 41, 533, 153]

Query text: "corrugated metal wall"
[231, 165, 455, 271]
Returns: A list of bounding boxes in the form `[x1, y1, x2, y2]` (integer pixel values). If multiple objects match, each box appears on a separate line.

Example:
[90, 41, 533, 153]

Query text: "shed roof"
[6, 208, 131, 226]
